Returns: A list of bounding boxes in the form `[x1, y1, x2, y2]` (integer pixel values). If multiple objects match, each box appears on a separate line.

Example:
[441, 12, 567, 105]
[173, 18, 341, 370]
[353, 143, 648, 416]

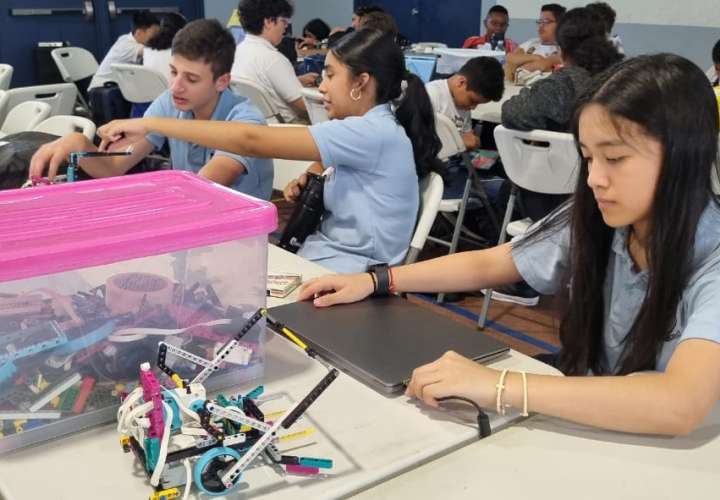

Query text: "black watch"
[368, 263, 391, 296]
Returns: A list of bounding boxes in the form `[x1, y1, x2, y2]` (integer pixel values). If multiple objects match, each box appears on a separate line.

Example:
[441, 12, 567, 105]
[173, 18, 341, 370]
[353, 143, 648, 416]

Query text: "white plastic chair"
[405, 172, 444, 264]
[0, 84, 78, 125]
[110, 63, 169, 103]
[478, 125, 579, 328]
[230, 77, 285, 124]
[51, 46, 99, 112]
[301, 87, 328, 124]
[34, 115, 96, 140]
[0, 101, 52, 138]
[427, 113, 500, 301]
[0, 64, 13, 91]
[0, 90, 8, 124]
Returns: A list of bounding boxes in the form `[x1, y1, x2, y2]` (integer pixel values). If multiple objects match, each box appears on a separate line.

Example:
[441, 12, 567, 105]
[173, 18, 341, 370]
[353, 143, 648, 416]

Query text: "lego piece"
[285, 464, 320, 475]
[72, 376, 96, 414]
[149, 488, 179, 500]
[59, 385, 80, 412]
[0, 321, 68, 364]
[53, 320, 117, 356]
[29, 372, 81, 412]
[120, 435, 131, 453]
[0, 361, 16, 385]
[140, 363, 165, 441]
[0, 411, 61, 420]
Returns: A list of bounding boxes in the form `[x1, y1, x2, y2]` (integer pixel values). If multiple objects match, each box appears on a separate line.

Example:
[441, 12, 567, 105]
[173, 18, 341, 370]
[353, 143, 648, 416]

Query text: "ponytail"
[395, 73, 444, 178]
[331, 29, 444, 178]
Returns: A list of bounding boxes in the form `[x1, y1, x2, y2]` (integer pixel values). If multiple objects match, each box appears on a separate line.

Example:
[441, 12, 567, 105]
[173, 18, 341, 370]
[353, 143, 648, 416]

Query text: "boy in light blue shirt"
[29, 19, 273, 200]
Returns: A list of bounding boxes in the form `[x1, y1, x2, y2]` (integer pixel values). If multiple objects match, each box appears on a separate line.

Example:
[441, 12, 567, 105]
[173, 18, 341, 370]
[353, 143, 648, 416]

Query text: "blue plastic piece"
[245, 385, 264, 400]
[299, 457, 333, 469]
[190, 400, 205, 413]
[194, 447, 243, 496]
[0, 361, 16, 385]
[53, 320, 116, 356]
[162, 390, 183, 431]
[144, 436, 161, 472]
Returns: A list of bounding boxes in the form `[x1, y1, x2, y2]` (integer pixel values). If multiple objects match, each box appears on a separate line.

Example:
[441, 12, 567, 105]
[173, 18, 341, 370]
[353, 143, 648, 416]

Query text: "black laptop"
[268, 297, 509, 394]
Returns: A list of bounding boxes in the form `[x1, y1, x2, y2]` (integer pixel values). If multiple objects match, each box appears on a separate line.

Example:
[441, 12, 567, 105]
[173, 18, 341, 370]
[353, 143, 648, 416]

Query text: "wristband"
[368, 263, 390, 296]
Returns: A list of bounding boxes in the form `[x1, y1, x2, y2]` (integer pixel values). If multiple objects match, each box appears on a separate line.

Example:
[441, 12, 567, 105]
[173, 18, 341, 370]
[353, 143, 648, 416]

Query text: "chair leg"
[438, 176, 472, 303]
[462, 151, 500, 232]
[405, 247, 420, 265]
[478, 185, 517, 329]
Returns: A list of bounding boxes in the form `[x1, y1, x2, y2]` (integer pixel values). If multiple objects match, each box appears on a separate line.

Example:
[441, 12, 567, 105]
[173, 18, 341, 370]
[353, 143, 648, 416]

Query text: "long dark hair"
[146, 12, 187, 51]
[525, 54, 719, 375]
[330, 29, 444, 178]
[556, 7, 623, 76]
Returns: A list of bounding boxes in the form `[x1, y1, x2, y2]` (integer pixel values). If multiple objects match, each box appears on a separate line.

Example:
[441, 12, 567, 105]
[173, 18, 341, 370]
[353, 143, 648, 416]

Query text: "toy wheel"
[194, 447, 242, 496]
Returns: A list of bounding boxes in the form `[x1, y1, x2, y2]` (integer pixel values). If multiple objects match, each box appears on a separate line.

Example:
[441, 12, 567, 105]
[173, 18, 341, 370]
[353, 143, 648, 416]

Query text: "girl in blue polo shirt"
[99, 29, 443, 273]
[298, 54, 720, 436]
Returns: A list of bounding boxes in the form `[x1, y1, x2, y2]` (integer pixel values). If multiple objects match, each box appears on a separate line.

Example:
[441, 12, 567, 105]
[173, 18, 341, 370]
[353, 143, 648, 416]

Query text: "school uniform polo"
[511, 202, 720, 373]
[300, 103, 419, 273]
[89, 33, 143, 90]
[144, 89, 274, 200]
[230, 34, 304, 124]
[518, 38, 559, 58]
[425, 79, 472, 133]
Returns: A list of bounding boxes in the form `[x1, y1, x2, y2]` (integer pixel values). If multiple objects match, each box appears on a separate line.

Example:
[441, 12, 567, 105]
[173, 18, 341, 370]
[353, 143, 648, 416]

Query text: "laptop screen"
[405, 56, 437, 84]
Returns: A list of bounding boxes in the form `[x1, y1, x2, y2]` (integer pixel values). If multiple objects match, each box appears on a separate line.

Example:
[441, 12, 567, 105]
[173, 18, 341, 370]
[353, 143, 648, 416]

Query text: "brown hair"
[171, 19, 235, 79]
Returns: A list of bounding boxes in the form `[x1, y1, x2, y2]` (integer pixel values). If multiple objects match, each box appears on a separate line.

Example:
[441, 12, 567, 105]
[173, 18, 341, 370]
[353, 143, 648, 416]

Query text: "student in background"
[711, 39, 720, 86]
[30, 20, 274, 201]
[504, 4, 566, 81]
[327, 5, 385, 45]
[299, 53, 720, 438]
[231, 0, 316, 124]
[426, 57, 504, 150]
[299, 18, 331, 49]
[88, 11, 160, 91]
[586, 2, 624, 54]
[143, 12, 188, 83]
[98, 30, 444, 273]
[463, 5, 517, 53]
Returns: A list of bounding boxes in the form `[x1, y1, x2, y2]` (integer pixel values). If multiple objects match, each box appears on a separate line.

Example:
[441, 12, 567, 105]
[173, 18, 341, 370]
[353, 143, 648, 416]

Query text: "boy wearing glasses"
[504, 3, 566, 81]
[231, 0, 316, 123]
[463, 5, 517, 53]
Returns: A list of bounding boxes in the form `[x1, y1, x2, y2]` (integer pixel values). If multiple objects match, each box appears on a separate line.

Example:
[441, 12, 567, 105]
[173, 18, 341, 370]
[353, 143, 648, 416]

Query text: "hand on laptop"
[298, 273, 375, 307]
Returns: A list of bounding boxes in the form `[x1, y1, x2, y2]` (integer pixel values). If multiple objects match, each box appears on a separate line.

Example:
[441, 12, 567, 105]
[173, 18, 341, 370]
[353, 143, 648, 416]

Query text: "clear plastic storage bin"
[0, 171, 277, 453]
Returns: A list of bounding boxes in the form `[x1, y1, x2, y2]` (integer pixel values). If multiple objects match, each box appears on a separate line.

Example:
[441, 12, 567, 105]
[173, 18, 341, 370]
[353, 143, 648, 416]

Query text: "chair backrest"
[0, 90, 8, 123]
[111, 63, 169, 103]
[408, 172, 444, 255]
[494, 125, 579, 195]
[230, 77, 284, 123]
[434, 113, 466, 162]
[0, 101, 52, 136]
[0, 64, 13, 91]
[34, 115, 96, 140]
[0, 84, 77, 124]
[51, 47, 99, 83]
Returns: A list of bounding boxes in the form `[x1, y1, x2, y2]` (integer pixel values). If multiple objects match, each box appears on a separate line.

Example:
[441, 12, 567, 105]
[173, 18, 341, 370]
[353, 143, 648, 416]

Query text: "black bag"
[0, 131, 61, 190]
[88, 83, 130, 127]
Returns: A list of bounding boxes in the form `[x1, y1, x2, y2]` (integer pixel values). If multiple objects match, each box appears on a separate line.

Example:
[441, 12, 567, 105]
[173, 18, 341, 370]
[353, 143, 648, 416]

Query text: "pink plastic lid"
[0, 171, 278, 283]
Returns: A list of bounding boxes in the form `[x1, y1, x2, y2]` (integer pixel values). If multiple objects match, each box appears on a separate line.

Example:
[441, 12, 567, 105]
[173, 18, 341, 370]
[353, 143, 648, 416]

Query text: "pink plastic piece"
[0, 171, 277, 283]
[139, 365, 165, 440]
[285, 464, 320, 475]
[72, 377, 96, 414]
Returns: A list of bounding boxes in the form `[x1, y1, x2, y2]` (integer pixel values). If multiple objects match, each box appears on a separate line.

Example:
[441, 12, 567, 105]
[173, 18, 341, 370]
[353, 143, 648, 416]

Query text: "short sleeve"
[265, 57, 303, 103]
[678, 269, 720, 346]
[213, 102, 267, 172]
[510, 217, 571, 295]
[309, 116, 382, 172]
[143, 91, 173, 150]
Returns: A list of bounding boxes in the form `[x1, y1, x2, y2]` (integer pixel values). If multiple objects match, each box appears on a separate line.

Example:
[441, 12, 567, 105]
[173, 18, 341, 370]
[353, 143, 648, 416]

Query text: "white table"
[0, 245, 558, 500]
[472, 83, 523, 124]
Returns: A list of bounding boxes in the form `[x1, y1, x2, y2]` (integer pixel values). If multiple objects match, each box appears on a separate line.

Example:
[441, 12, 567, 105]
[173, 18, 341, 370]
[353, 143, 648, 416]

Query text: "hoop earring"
[350, 88, 362, 101]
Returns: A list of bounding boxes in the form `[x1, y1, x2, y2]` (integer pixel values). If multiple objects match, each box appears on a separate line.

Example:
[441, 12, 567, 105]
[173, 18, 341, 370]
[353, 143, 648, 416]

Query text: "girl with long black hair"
[98, 29, 443, 273]
[298, 53, 720, 436]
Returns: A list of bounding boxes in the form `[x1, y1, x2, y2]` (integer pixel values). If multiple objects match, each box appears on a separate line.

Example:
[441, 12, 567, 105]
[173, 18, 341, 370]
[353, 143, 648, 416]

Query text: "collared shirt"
[144, 89, 274, 200]
[511, 201, 720, 373]
[230, 34, 304, 124]
[518, 38, 559, 58]
[89, 33, 143, 90]
[142, 47, 172, 84]
[301, 104, 419, 273]
[426, 79, 471, 133]
[462, 34, 517, 53]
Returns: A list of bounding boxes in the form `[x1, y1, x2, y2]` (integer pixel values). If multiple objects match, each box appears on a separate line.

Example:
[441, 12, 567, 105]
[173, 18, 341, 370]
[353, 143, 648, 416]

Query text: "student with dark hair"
[352, 5, 385, 30]
[358, 11, 398, 39]
[143, 12, 188, 83]
[463, 5, 517, 53]
[298, 53, 720, 438]
[231, 0, 316, 123]
[300, 18, 331, 49]
[30, 19, 273, 200]
[426, 57, 504, 150]
[586, 2, 624, 54]
[712, 39, 720, 86]
[88, 11, 160, 91]
[98, 30, 444, 273]
[505, 3, 566, 80]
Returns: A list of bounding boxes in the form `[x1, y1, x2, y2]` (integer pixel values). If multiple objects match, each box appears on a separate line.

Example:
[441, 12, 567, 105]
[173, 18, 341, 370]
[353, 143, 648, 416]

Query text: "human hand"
[405, 351, 499, 409]
[299, 72, 320, 87]
[283, 173, 309, 203]
[28, 133, 91, 180]
[462, 131, 481, 151]
[298, 273, 375, 307]
[520, 59, 551, 73]
[97, 118, 149, 151]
